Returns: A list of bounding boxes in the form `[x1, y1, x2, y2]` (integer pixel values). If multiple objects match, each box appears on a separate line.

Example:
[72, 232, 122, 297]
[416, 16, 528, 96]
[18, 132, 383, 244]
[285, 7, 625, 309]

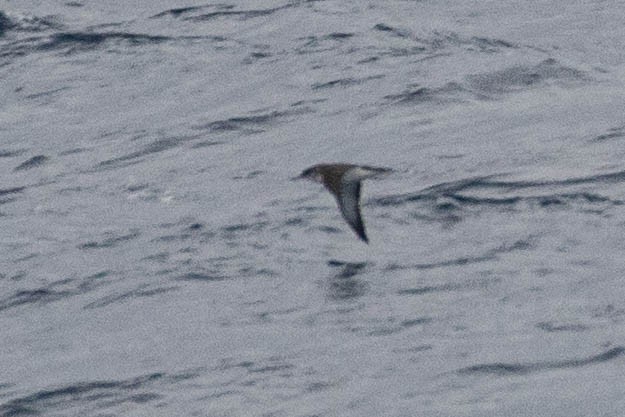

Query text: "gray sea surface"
[2, 1, 625, 416]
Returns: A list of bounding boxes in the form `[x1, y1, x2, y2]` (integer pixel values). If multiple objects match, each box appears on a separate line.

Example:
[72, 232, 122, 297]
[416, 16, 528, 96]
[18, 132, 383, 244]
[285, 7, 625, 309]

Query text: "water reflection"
[326, 260, 368, 300]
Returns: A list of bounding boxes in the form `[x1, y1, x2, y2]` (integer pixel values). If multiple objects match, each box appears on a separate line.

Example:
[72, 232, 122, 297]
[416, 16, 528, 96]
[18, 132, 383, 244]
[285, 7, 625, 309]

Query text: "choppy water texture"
[2, 1, 625, 416]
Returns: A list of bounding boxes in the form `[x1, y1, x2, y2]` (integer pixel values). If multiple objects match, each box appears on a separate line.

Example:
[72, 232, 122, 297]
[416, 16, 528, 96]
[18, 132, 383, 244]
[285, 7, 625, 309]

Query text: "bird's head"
[298, 166, 324, 183]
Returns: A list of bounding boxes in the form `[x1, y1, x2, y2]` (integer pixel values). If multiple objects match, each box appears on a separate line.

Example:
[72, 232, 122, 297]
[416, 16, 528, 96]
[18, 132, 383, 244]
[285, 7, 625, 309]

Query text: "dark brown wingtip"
[354, 227, 369, 243]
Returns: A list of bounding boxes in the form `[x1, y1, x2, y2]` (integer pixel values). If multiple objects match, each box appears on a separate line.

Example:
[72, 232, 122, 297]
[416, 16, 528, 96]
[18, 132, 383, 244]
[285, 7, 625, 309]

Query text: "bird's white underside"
[343, 166, 385, 183]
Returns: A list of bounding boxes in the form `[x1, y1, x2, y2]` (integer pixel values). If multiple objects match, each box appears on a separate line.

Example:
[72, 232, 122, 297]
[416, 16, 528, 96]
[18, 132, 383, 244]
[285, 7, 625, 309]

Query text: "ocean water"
[2, 1, 625, 416]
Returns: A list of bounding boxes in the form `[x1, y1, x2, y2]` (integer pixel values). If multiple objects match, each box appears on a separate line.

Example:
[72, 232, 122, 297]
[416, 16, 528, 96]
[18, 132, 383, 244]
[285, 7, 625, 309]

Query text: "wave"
[0, 371, 196, 416]
[590, 126, 625, 143]
[0, 11, 59, 35]
[97, 134, 204, 169]
[194, 107, 311, 133]
[375, 171, 625, 210]
[383, 82, 466, 105]
[0, 186, 26, 206]
[78, 230, 140, 250]
[312, 75, 383, 90]
[0, 270, 114, 312]
[84, 284, 178, 309]
[152, 3, 291, 22]
[371, 26, 517, 56]
[458, 346, 625, 376]
[0, 288, 72, 312]
[467, 58, 588, 96]
[14, 155, 48, 171]
[39, 31, 171, 52]
[295, 32, 357, 54]
[0, 186, 26, 197]
[382, 59, 587, 106]
[390, 238, 531, 275]
[2, 30, 176, 58]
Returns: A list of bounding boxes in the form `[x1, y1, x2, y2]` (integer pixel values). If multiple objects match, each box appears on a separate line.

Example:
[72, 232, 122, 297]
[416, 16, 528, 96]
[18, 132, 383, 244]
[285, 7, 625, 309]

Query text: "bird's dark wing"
[337, 180, 368, 243]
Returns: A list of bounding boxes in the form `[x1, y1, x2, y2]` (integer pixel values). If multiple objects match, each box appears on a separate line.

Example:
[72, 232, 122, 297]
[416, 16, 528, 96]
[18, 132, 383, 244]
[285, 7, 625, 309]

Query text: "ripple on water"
[0, 186, 26, 205]
[457, 346, 625, 376]
[78, 230, 140, 250]
[0, 371, 198, 416]
[374, 172, 625, 216]
[14, 155, 48, 171]
[467, 58, 588, 96]
[83, 284, 179, 309]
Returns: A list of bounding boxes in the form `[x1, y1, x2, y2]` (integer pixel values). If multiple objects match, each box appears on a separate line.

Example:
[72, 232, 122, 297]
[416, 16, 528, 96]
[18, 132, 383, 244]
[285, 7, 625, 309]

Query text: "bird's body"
[299, 163, 391, 243]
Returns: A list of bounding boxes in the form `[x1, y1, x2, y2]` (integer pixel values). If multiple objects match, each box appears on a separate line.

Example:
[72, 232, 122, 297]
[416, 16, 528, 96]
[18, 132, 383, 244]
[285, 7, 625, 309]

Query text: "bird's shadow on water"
[325, 259, 369, 300]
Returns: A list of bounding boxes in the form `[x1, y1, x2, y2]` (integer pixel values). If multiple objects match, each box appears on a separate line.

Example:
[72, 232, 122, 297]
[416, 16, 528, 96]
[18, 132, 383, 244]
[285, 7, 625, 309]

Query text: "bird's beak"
[291, 173, 306, 181]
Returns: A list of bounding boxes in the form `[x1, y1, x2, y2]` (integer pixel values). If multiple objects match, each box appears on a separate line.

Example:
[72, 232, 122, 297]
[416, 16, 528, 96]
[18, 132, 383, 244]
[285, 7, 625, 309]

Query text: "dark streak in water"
[312, 75, 383, 90]
[78, 270, 113, 292]
[0, 186, 26, 197]
[0, 187, 26, 205]
[0, 288, 73, 312]
[0, 11, 60, 35]
[14, 155, 48, 171]
[397, 283, 459, 295]
[401, 318, 433, 327]
[312, 78, 361, 90]
[0, 149, 25, 158]
[0, 372, 198, 416]
[384, 86, 437, 104]
[328, 279, 367, 301]
[394, 254, 496, 272]
[536, 322, 588, 332]
[191, 140, 224, 149]
[325, 32, 354, 40]
[295, 32, 356, 54]
[391, 239, 530, 275]
[184, 5, 291, 22]
[458, 347, 625, 376]
[590, 126, 625, 143]
[38, 32, 171, 53]
[25, 86, 71, 100]
[98, 134, 203, 168]
[317, 225, 342, 235]
[357, 56, 379, 64]
[188, 222, 203, 231]
[372, 27, 516, 60]
[0, 271, 118, 311]
[373, 23, 409, 38]
[78, 231, 140, 249]
[384, 82, 465, 105]
[470, 37, 517, 51]
[84, 285, 178, 309]
[366, 317, 432, 337]
[151, 5, 221, 18]
[195, 108, 310, 133]
[3, 30, 217, 59]
[243, 51, 272, 63]
[0, 11, 14, 36]
[467, 58, 587, 95]
[326, 261, 368, 300]
[179, 272, 227, 282]
[248, 364, 294, 373]
[328, 260, 367, 278]
[220, 222, 268, 236]
[375, 172, 625, 209]
[290, 98, 327, 107]
[2, 28, 181, 58]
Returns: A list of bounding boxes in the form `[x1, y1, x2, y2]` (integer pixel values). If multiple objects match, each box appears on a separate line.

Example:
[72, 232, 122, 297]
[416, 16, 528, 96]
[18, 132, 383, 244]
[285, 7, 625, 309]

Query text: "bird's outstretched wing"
[337, 180, 368, 243]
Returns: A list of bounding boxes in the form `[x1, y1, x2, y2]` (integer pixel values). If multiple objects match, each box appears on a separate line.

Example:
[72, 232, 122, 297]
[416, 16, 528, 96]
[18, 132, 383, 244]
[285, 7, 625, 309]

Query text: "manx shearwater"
[299, 163, 392, 243]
